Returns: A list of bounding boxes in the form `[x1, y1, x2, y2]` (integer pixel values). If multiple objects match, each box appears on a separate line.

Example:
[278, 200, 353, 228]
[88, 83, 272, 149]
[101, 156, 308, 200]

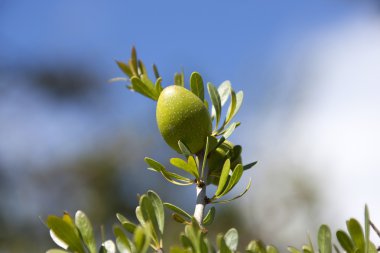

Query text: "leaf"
[212, 178, 252, 204]
[224, 228, 238, 252]
[288, 246, 302, 253]
[138, 60, 147, 75]
[139, 195, 161, 242]
[225, 87, 237, 125]
[243, 161, 258, 171]
[174, 72, 185, 87]
[267, 245, 279, 253]
[114, 226, 132, 253]
[365, 205, 370, 253]
[190, 72, 204, 101]
[178, 140, 192, 157]
[337, 230, 354, 253]
[116, 213, 137, 234]
[164, 203, 192, 219]
[231, 91, 243, 120]
[208, 82, 222, 129]
[135, 206, 145, 225]
[170, 157, 199, 179]
[102, 240, 116, 253]
[153, 64, 160, 79]
[220, 164, 244, 196]
[247, 240, 266, 253]
[155, 77, 163, 95]
[130, 47, 138, 76]
[218, 81, 232, 107]
[318, 225, 332, 253]
[134, 226, 151, 253]
[219, 237, 232, 253]
[172, 213, 188, 224]
[47, 216, 85, 253]
[116, 61, 133, 78]
[347, 218, 365, 253]
[203, 207, 216, 226]
[75, 211, 97, 253]
[215, 159, 231, 197]
[46, 249, 68, 253]
[222, 122, 239, 139]
[130, 76, 158, 100]
[147, 190, 165, 234]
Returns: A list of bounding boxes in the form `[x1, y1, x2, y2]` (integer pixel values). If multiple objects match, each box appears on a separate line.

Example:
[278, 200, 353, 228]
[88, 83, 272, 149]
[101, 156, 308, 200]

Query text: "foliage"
[45, 48, 380, 253]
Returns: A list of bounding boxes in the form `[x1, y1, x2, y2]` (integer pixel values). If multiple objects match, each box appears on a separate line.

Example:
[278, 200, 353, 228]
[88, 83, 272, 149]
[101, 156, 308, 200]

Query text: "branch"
[193, 154, 209, 225]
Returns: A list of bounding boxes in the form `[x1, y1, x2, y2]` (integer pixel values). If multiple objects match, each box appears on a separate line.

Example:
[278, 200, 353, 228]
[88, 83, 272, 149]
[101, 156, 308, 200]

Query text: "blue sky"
[1, 0, 380, 250]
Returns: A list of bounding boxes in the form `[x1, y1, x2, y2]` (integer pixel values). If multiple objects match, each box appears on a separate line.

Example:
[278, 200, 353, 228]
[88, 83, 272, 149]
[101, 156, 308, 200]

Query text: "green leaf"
[243, 161, 257, 171]
[181, 234, 194, 251]
[225, 88, 237, 125]
[174, 71, 185, 87]
[116, 213, 137, 233]
[219, 237, 232, 253]
[347, 218, 365, 253]
[164, 203, 192, 219]
[47, 216, 85, 253]
[318, 225, 332, 253]
[222, 122, 239, 139]
[46, 249, 68, 253]
[307, 233, 315, 253]
[140, 195, 161, 243]
[365, 205, 370, 253]
[75, 211, 97, 253]
[172, 213, 188, 224]
[267, 245, 279, 253]
[208, 82, 222, 129]
[114, 226, 132, 253]
[155, 77, 163, 95]
[170, 157, 199, 179]
[130, 47, 139, 76]
[247, 240, 266, 253]
[203, 207, 216, 226]
[178, 140, 192, 157]
[116, 61, 133, 78]
[288, 246, 302, 253]
[337, 230, 354, 253]
[220, 164, 244, 196]
[224, 228, 238, 252]
[231, 91, 243, 120]
[102, 240, 116, 253]
[134, 226, 150, 253]
[190, 72, 204, 101]
[212, 178, 252, 204]
[147, 190, 165, 234]
[136, 206, 145, 226]
[215, 159, 231, 197]
[153, 64, 160, 79]
[130, 76, 158, 100]
[138, 60, 147, 75]
[218, 81, 232, 107]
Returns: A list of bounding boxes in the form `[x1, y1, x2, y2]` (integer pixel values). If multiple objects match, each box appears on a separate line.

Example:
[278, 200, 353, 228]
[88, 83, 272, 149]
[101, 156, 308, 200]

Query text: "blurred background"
[1, 0, 380, 252]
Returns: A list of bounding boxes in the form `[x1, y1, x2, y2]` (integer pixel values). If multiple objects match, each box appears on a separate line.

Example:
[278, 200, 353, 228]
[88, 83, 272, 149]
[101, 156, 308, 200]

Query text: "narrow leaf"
[337, 230, 354, 253]
[130, 76, 158, 100]
[220, 164, 244, 196]
[153, 64, 160, 79]
[215, 159, 231, 197]
[130, 47, 138, 76]
[164, 203, 192, 219]
[203, 207, 216, 226]
[190, 72, 204, 101]
[170, 157, 198, 179]
[178, 140, 192, 157]
[116, 61, 133, 77]
[114, 226, 132, 253]
[365, 205, 370, 253]
[243, 161, 257, 171]
[208, 82, 222, 129]
[212, 178, 252, 204]
[174, 72, 184, 87]
[172, 213, 188, 224]
[222, 122, 239, 139]
[225, 88, 237, 125]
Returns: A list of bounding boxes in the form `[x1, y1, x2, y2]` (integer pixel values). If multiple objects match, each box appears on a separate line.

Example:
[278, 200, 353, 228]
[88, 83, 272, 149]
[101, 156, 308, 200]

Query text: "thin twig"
[370, 220, 380, 239]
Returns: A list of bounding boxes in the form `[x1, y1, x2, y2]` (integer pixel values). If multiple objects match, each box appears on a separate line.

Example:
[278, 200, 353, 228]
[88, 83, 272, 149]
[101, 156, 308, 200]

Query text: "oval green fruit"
[156, 85, 212, 154]
[207, 140, 242, 185]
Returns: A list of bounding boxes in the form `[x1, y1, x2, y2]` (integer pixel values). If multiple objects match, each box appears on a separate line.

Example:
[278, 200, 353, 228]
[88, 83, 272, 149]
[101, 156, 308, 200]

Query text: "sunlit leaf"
[75, 211, 97, 253]
[130, 76, 158, 100]
[170, 157, 199, 179]
[212, 178, 252, 204]
[178, 140, 192, 157]
[116, 61, 133, 78]
[288, 246, 302, 253]
[337, 230, 354, 253]
[247, 240, 266, 253]
[218, 81, 231, 107]
[224, 228, 238, 252]
[114, 226, 132, 253]
[190, 72, 204, 101]
[222, 122, 239, 139]
[267, 245, 279, 253]
[47, 216, 85, 253]
[365, 205, 370, 253]
[116, 213, 137, 234]
[130, 47, 138, 76]
[46, 249, 68, 253]
[172, 213, 188, 224]
[208, 82, 222, 129]
[174, 72, 185, 87]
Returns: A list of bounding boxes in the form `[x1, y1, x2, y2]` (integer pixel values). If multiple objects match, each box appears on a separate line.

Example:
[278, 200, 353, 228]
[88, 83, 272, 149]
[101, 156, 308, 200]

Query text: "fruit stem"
[193, 153, 209, 225]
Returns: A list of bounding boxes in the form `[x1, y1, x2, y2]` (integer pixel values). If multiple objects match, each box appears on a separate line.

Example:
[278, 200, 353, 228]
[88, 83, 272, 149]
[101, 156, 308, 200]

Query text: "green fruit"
[207, 140, 242, 185]
[156, 85, 212, 154]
